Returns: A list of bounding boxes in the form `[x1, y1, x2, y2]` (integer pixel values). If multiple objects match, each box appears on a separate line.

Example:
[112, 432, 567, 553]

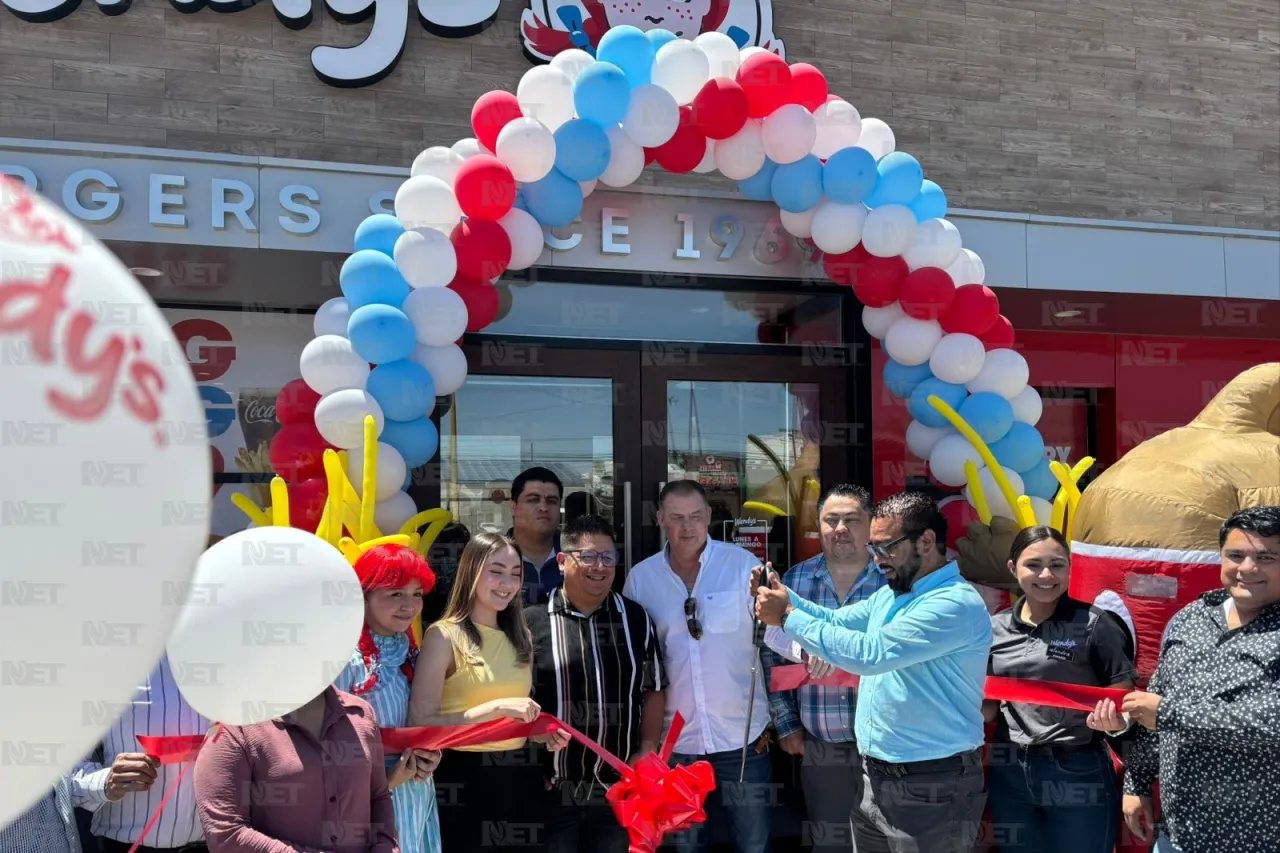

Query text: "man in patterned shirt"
[762, 484, 885, 853]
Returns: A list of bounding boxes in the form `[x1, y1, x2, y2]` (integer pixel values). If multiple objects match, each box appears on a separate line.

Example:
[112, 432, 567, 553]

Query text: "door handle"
[623, 481, 634, 572]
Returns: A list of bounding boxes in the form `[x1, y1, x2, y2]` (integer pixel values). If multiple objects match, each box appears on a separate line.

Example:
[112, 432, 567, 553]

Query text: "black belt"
[99, 840, 207, 853]
[1016, 741, 1098, 758]
[865, 748, 979, 778]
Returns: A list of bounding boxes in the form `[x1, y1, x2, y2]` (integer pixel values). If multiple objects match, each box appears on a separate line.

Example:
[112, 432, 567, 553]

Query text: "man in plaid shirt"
[763, 484, 885, 853]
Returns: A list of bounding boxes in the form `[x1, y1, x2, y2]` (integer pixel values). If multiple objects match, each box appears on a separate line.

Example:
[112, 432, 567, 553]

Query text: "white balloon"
[299, 335, 370, 395]
[967, 349, 1031, 400]
[903, 219, 963, 271]
[811, 99, 863, 159]
[1029, 496, 1054, 526]
[761, 103, 817, 164]
[622, 84, 680, 148]
[375, 491, 419, 536]
[0, 182, 210, 816]
[499, 207, 545, 271]
[810, 201, 868, 254]
[740, 46, 767, 61]
[780, 206, 817, 238]
[693, 138, 717, 173]
[862, 204, 917, 257]
[599, 126, 646, 187]
[653, 39, 710, 105]
[964, 467, 1026, 521]
[715, 121, 766, 180]
[947, 248, 986, 286]
[411, 343, 469, 397]
[517, 65, 575, 131]
[451, 137, 490, 160]
[496, 118, 557, 183]
[313, 297, 352, 338]
[883, 316, 942, 367]
[580, 179, 598, 197]
[906, 420, 953, 460]
[550, 48, 595, 83]
[403, 286, 469, 347]
[346, 442, 409, 502]
[696, 31, 742, 79]
[929, 333, 987, 385]
[929, 434, 985, 487]
[394, 175, 461, 233]
[1010, 386, 1044, 427]
[858, 117, 897, 160]
[862, 302, 906, 339]
[165, 528, 365, 726]
[394, 227, 457, 289]
[410, 146, 464, 185]
[314, 389, 385, 449]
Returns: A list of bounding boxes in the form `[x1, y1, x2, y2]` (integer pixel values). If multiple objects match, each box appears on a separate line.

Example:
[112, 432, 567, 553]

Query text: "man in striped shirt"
[764, 484, 885, 853]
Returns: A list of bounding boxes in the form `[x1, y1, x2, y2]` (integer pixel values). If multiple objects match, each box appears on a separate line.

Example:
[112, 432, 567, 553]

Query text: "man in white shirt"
[622, 480, 771, 853]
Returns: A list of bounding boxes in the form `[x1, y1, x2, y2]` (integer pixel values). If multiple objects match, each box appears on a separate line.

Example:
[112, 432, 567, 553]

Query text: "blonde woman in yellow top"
[410, 532, 569, 852]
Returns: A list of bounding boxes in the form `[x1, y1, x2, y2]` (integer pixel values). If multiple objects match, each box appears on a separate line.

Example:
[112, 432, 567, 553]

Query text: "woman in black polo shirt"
[984, 526, 1135, 853]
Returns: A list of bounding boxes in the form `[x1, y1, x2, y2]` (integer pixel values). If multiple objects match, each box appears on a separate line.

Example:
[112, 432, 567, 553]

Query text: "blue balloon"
[910, 180, 948, 222]
[1021, 459, 1059, 501]
[646, 29, 679, 52]
[883, 359, 934, 399]
[523, 169, 584, 227]
[574, 61, 632, 128]
[823, 146, 878, 204]
[771, 155, 825, 213]
[959, 392, 1015, 444]
[514, 188, 530, 214]
[991, 422, 1048, 474]
[353, 214, 404, 256]
[339, 250, 410, 309]
[347, 304, 416, 365]
[554, 119, 612, 182]
[866, 152, 924, 208]
[380, 418, 440, 468]
[738, 159, 779, 201]
[596, 26, 654, 87]
[366, 360, 437, 423]
[909, 378, 968, 428]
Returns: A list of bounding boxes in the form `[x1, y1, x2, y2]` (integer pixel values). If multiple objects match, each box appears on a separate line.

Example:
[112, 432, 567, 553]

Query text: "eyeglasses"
[870, 530, 922, 560]
[564, 549, 619, 568]
[684, 595, 702, 640]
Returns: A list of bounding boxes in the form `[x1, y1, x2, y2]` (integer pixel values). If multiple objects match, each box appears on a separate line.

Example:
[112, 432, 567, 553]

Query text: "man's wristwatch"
[780, 604, 795, 630]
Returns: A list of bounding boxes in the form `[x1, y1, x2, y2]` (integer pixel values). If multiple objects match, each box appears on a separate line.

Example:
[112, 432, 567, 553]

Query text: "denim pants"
[666, 746, 773, 853]
[986, 742, 1119, 853]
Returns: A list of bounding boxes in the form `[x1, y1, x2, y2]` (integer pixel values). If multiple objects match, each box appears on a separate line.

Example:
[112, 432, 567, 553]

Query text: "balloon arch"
[248, 24, 1094, 558]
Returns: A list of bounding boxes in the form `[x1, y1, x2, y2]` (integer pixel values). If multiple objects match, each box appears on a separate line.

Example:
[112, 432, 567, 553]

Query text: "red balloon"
[454, 155, 516, 221]
[690, 78, 749, 139]
[654, 107, 707, 174]
[269, 422, 329, 483]
[275, 378, 320, 427]
[789, 63, 829, 111]
[287, 478, 328, 533]
[448, 277, 500, 332]
[736, 52, 793, 118]
[980, 314, 1016, 350]
[940, 284, 1000, 336]
[899, 268, 956, 321]
[850, 255, 908, 307]
[471, 91, 522, 153]
[644, 147, 660, 166]
[822, 244, 871, 286]
[450, 219, 512, 282]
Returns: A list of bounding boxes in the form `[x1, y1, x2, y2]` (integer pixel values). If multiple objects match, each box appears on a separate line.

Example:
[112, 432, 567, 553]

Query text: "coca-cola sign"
[243, 399, 277, 425]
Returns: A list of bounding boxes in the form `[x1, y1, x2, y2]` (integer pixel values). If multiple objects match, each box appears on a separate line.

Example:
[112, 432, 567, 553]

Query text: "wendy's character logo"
[521, 0, 784, 63]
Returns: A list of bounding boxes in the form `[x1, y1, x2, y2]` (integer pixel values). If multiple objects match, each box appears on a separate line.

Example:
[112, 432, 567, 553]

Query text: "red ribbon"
[136, 734, 207, 765]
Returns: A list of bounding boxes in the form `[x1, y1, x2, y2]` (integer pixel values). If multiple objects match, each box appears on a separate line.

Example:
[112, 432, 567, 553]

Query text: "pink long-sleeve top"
[194, 688, 399, 853]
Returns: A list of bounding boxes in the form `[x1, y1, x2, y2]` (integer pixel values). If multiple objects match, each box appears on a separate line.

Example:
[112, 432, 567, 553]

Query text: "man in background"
[509, 466, 564, 604]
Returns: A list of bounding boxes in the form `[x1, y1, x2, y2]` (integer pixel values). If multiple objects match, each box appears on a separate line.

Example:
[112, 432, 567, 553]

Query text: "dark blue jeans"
[987, 742, 1120, 853]
[666, 747, 773, 853]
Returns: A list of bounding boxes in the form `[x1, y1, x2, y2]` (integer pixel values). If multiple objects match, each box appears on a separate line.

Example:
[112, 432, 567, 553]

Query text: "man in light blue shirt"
[754, 491, 991, 853]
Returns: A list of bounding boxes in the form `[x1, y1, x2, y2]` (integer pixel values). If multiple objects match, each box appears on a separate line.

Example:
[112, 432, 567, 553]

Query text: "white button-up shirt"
[623, 539, 769, 756]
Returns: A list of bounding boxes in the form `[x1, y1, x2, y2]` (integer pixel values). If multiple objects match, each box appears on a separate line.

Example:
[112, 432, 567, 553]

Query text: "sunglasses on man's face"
[684, 595, 702, 640]
[870, 530, 922, 561]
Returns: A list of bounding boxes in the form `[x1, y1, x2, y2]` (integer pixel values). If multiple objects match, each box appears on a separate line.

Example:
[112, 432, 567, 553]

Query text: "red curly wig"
[349, 544, 438, 695]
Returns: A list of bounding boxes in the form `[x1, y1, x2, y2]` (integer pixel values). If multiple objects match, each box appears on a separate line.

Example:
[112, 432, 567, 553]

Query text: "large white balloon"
[930, 333, 987, 385]
[314, 297, 352, 338]
[622, 84, 680, 148]
[347, 442, 409, 502]
[394, 175, 461, 233]
[862, 204, 917, 257]
[810, 201, 868, 254]
[761, 103, 817, 164]
[599, 126, 646, 187]
[451, 137, 490, 160]
[740, 46, 767, 62]
[375, 491, 419, 536]
[496, 118, 557, 183]
[1010, 385, 1044, 427]
[0, 181, 210, 817]
[967, 349, 1031, 399]
[165, 528, 365, 725]
[693, 139, 717, 174]
[403, 286, 469, 347]
[964, 467, 1026, 520]
[410, 146, 464, 185]
[857, 117, 897, 160]
[906, 420, 953, 460]
[930, 434, 985, 487]
[811, 99, 863, 159]
[411, 343, 469, 397]
[550, 48, 594, 83]
[299, 335, 370, 395]
[862, 302, 906, 339]
[946, 248, 987, 286]
[1029, 496, 1054, 526]
[696, 31, 742, 79]
[500, 207, 545, 271]
[715, 121, 766, 180]
[314, 389, 385, 449]
[652, 39, 710, 105]
[883, 316, 942, 367]
[517, 65, 575, 131]
[903, 219, 963, 271]
[780, 206, 816, 238]
[394, 227, 457, 289]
